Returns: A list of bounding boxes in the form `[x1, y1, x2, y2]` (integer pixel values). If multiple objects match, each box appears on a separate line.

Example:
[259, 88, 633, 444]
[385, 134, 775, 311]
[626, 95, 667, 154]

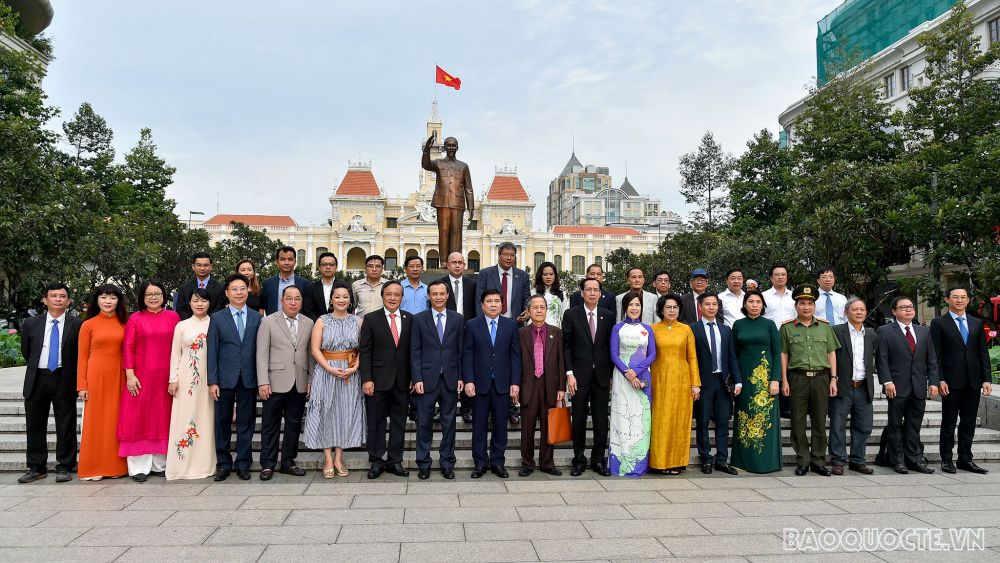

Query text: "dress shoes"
[908, 463, 934, 474]
[508, 407, 520, 426]
[591, 463, 611, 477]
[17, 470, 46, 484]
[940, 460, 957, 474]
[492, 465, 509, 478]
[277, 466, 306, 477]
[417, 469, 431, 480]
[794, 465, 809, 476]
[386, 463, 409, 477]
[957, 460, 989, 474]
[259, 469, 274, 481]
[518, 466, 534, 477]
[149, 470, 166, 477]
[56, 470, 72, 483]
[831, 465, 844, 476]
[849, 462, 874, 475]
[213, 469, 230, 482]
[441, 468, 455, 479]
[432, 407, 441, 424]
[461, 409, 473, 424]
[810, 464, 831, 476]
[569, 465, 585, 477]
[893, 464, 909, 474]
[540, 467, 562, 476]
[131, 473, 148, 483]
[471, 466, 487, 479]
[701, 463, 713, 474]
[237, 469, 252, 480]
[714, 462, 738, 476]
[367, 464, 384, 479]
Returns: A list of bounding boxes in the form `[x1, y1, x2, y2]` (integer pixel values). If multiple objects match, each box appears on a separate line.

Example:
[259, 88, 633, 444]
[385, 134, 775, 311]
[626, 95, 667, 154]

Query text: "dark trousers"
[25, 369, 77, 472]
[365, 386, 408, 466]
[885, 394, 926, 467]
[520, 377, 554, 470]
[415, 381, 458, 471]
[940, 384, 981, 463]
[788, 371, 829, 467]
[259, 389, 306, 470]
[571, 374, 610, 467]
[696, 374, 731, 464]
[471, 386, 510, 469]
[215, 380, 256, 471]
[460, 388, 473, 414]
[828, 385, 873, 465]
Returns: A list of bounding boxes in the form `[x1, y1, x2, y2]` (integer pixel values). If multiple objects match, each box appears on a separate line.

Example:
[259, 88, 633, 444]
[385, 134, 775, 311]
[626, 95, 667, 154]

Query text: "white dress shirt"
[848, 323, 866, 381]
[449, 275, 464, 318]
[384, 308, 402, 337]
[896, 321, 917, 345]
[432, 308, 448, 334]
[321, 279, 335, 313]
[718, 290, 746, 326]
[763, 287, 796, 327]
[700, 318, 722, 373]
[37, 311, 67, 370]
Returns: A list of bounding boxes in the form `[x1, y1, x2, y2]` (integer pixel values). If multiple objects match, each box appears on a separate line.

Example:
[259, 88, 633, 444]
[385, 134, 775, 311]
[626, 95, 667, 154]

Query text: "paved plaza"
[0, 462, 998, 561]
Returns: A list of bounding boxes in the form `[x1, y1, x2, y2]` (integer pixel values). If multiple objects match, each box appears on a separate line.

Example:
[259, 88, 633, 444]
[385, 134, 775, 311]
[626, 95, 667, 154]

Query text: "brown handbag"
[546, 399, 572, 445]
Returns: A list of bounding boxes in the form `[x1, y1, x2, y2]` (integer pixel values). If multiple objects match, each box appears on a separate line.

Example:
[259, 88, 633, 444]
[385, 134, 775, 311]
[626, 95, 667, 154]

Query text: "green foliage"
[677, 131, 734, 232]
[210, 222, 283, 279]
[0, 331, 24, 368]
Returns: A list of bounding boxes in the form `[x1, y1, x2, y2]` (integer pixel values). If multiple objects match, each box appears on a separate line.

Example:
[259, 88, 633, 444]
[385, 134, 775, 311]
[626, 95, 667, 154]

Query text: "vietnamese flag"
[435, 65, 461, 90]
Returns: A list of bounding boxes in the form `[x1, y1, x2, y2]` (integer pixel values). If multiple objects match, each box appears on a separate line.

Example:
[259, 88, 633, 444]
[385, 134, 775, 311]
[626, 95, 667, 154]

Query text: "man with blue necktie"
[814, 268, 847, 326]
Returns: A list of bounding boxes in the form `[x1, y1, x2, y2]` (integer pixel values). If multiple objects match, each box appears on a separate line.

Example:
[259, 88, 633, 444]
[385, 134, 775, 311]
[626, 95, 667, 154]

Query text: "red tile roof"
[336, 169, 381, 197]
[552, 226, 641, 236]
[486, 175, 530, 201]
[203, 214, 297, 227]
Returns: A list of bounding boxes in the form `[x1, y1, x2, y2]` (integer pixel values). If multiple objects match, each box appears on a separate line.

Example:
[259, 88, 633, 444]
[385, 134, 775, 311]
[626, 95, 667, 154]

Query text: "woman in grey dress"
[306, 283, 365, 478]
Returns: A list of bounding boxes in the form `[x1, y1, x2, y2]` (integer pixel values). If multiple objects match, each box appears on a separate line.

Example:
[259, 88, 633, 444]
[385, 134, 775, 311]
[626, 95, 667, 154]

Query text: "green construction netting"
[817, 0, 958, 84]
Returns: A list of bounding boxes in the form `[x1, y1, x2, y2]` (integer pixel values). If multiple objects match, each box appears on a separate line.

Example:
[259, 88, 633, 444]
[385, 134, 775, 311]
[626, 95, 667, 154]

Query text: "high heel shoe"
[334, 464, 349, 477]
[322, 467, 336, 479]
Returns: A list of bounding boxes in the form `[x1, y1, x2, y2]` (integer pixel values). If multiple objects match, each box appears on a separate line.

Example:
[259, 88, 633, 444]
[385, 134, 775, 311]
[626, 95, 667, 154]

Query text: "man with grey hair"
[828, 297, 876, 475]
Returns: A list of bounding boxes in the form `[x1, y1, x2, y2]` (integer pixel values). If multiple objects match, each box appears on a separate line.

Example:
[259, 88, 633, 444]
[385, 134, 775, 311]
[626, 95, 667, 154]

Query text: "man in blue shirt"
[400, 255, 429, 314]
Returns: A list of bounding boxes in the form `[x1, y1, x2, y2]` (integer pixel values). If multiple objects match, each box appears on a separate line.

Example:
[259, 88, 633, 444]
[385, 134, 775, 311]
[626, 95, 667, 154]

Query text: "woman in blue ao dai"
[609, 291, 657, 477]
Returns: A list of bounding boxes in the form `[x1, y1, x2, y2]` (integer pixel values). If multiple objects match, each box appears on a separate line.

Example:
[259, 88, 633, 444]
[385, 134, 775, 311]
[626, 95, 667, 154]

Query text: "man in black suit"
[475, 242, 530, 322]
[569, 263, 617, 318]
[875, 296, 940, 474]
[680, 268, 725, 324]
[689, 292, 741, 475]
[18, 283, 82, 484]
[563, 277, 614, 477]
[829, 298, 876, 475]
[303, 251, 353, 319]
[359, 281, 412, 479]
[175, 252, 226, 319]
[440, 251, 476, 423]
[931, 287, 993, 474]
[260, 246, 310, 316]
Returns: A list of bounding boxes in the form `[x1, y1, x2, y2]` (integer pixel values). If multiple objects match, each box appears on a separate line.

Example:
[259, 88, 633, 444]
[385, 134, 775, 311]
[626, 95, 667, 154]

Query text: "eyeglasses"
[144, 293, 163, 298]
[894, 305, 914, 311]
[319, 262, 337, 268]
[228, 287, 248, 293]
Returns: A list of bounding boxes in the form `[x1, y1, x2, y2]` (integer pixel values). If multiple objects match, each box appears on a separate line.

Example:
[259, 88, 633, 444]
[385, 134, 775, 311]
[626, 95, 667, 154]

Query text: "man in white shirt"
[717, 269, 746, 326]
[814, 268, 848, 325]
[763, 264, 796, 326]
[829, 298, 875, 475]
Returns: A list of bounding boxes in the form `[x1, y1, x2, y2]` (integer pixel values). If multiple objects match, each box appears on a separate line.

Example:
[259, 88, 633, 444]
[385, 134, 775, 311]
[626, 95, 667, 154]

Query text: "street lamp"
[188, 210, 205, 230]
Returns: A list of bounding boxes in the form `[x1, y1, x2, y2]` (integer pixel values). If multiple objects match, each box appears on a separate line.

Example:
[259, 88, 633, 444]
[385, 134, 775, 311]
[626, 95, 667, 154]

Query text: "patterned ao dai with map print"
[609, 319, 656, 477]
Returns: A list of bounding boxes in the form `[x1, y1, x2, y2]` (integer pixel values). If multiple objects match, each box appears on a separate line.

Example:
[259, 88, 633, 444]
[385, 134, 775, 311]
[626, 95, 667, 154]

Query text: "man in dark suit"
[569, 263, 617, 318]
[410, 280, 465, 480]
[563, 277, 614, 477]
[689, 292, 741, 475]
[359, 281, 412, 479]
[931, 286, 993, 474]
[303, 251, 353, 320]
[260, 246, 310, 316]
[875, 296, 940, 474]
[18, 282, 82, 484]
[829, 298, 876, 475]
[175, 252, 226, 320]
[475, 242, 530, 323]
[207, 274, 262, 481]
[463, 289, 522, 478]
[518, 295, 565, 477]
[680, 268, 725, 324]
[440, 251, 477, 423]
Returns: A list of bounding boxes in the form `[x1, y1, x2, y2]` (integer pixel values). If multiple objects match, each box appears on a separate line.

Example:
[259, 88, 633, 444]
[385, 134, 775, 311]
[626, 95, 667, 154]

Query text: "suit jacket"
[689, 319, 741, 390]
[260, 275, 310, 316]
[929, 313, 991, 389]
[410, 309, 465, 393]
[359, 308, 412, 392]
[561, 305, 614, 387]
[462, 315, 522, 394]
[475, 265, 530, 319]
[519, 324, 566, 407]
[832, 323, 876, 401]
[207, 306, 261, 389]
[569, 289, 618, 319]
[680, 292, 726, 325]
[255, 312, 314, 393]
[302, 279, 355, 320]
[175, 277, 227, 320]
[615, 290, 660, 325]
[20, 313, 83, 399]
[440, 275, 477, 321]
[875, 322, 940, 400]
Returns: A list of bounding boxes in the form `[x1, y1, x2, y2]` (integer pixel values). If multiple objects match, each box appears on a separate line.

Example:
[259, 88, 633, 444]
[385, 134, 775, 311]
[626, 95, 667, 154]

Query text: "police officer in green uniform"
[780, 284, 840, 476]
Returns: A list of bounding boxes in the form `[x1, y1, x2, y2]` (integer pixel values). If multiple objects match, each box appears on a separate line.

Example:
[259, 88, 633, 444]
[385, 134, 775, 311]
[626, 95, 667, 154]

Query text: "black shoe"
[471, 466, 487, 479]
[874, 455, 893, 468]
[237, 469, 252, 480]
[408, 407, 418, 422]
[213, 469, 230, 482]
[492, 465, 509, 478]
[432, 407, 441, 424]
[55, 470, 72, 483]
[418, 469, 430, 480]
[259, 469, 274, 481]
[508, 410, 520, 426]
[149, 470, 166, 477]
[441, 468, 455, 479]
[909, 463, 934, 474]
[715, 462, 739, 476]
[591, 463, 611, 477]
[17, 470, 47, 484]
[386, 463, 409, 477]
[794, 465, 808, 476]
[540, 467, 562, 476]
[957, 460, 989, 474]
[277, 466, 306, 477]
[809, 463, 831, 477]
[893, 464, 909, 474]
[701, 463, 713, 474]
[518, 466, 534, 477]
[367, 465, 384, 480]
[941, 460, 957, 474]
[131, 473, 148, 483]
[569, 465, 585, 477]
[461, 410, 473, 423]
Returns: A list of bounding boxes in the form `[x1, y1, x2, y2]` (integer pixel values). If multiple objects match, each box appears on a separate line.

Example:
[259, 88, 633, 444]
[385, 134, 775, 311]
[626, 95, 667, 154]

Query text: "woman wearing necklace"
[648, 293, 701, 475]
[609, 291, 656, 477]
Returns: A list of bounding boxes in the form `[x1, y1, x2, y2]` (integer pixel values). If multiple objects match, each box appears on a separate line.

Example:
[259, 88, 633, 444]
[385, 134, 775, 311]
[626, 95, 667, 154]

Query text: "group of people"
[16, 243, 994, 484]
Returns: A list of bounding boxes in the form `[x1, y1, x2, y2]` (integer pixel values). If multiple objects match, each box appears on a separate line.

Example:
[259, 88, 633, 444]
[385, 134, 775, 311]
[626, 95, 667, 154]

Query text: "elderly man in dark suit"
[518, 295, 566, 477]
[18, 282, 82, 484]
[475, 242, 530, 323]
[207, 274, 262, 481]
[829, 297, 876, 475]
[875, 296, 940, 474]
[931, 287, 993, 474]
[359, 281, 412, 479]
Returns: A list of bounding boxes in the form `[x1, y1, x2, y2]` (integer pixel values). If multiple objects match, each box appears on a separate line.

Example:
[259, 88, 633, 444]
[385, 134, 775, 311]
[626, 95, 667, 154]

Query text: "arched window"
[315, 247, 329, 271]
[468, 250, 481, 272]
[554, 255, 563, 271]
[533, 252, 545, 272]
[427, 249, 440, 270]
[594, 256, 602, 268]
[296, 249, 306, 266]
[572, 255, 586, 275]
[384, 248, 398, 271]
[346, 247, 367, 271]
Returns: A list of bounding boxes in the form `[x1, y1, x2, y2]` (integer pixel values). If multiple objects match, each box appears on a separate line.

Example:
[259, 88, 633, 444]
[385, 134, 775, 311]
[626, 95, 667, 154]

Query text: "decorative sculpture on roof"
[499, 219, 517, 236]
[347, 215, 366, 232]
[418, 202, 438, 223]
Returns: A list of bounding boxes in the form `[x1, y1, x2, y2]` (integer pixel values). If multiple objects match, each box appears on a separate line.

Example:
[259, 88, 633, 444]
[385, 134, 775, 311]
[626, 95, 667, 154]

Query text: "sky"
[40, 0, 845, 228]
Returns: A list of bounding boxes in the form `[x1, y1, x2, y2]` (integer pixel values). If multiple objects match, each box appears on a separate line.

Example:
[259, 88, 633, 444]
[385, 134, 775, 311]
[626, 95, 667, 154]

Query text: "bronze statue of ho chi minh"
[421, 135, 474, 261]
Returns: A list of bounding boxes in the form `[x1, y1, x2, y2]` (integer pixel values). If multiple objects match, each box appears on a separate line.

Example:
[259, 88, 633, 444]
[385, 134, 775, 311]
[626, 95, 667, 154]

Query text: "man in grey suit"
[475, 242, 530, 323]
[615, 267, 660, 325]
[829, 298, 876, 475]
[875, 296, 940, 474]
[256, 285, 314, 481]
